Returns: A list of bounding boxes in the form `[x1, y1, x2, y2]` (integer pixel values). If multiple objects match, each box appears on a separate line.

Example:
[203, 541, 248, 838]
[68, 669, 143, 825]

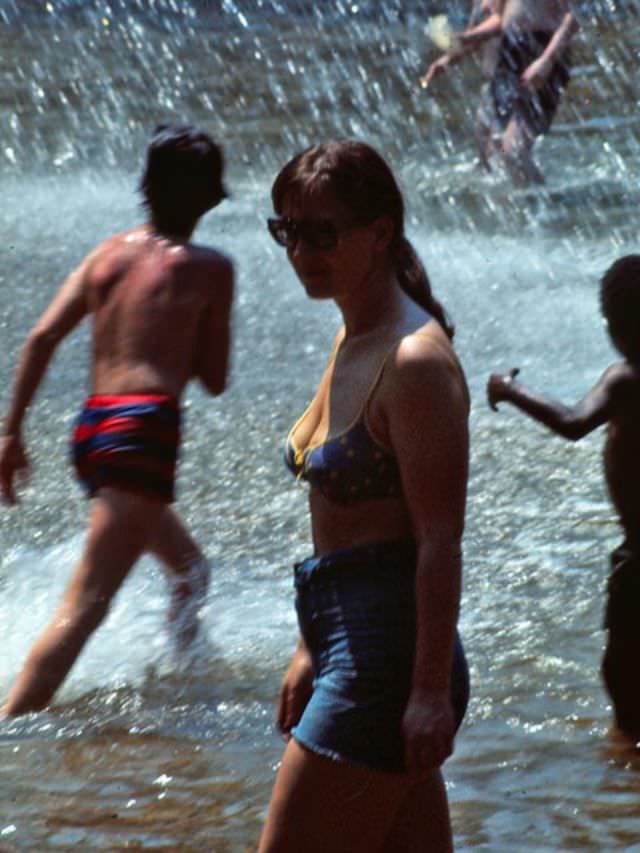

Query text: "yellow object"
[427, 15, 460, 53]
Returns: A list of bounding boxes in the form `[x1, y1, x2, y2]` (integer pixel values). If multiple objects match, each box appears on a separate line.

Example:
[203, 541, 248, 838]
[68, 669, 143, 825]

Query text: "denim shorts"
[291, 539, 469, 773]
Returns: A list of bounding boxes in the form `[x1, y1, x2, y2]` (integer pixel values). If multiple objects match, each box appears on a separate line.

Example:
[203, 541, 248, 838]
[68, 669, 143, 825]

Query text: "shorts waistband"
[85, 393, 179, 408]
[294, 539, 416, 587]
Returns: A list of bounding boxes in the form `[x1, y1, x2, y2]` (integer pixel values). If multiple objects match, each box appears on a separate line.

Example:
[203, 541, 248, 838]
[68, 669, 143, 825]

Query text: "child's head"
[600, 255, 640, 361]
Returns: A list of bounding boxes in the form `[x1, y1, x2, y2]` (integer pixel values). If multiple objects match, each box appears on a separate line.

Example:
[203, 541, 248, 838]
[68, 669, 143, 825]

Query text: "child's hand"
[487, 368, 520, 411]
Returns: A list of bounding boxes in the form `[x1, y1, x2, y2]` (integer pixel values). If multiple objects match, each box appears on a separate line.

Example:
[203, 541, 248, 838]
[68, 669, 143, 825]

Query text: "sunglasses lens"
[304, 220, 338, 250]
[267, 218, 296, 248]
[267, 218, 341, 250]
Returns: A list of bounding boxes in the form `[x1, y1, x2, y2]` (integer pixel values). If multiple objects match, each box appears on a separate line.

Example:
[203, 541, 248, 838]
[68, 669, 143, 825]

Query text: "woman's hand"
[402, 687, 456, 774]
[487, 367, 520, 411]
[276, 643, 314, 739]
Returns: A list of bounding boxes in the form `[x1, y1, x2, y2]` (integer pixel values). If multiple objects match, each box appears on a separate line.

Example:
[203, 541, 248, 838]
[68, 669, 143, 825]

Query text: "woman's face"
[279, 189, 385, 302]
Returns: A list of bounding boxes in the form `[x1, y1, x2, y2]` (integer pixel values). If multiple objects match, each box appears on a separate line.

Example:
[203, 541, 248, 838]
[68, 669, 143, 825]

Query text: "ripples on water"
[1, 1, 640, 850]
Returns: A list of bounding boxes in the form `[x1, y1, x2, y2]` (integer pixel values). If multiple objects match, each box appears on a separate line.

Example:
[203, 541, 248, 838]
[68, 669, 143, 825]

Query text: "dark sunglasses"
[267, 216, 347, 251]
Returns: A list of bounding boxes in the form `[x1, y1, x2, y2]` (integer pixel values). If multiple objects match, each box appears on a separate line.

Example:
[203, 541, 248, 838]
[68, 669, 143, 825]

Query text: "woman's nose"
[289, 237, 312, 257]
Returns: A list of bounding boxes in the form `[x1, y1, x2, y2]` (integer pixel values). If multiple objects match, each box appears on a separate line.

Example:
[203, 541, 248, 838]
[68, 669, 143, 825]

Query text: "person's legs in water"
[1, 487, 166, 716]
[71, 395, 210, 654]
[382, 769, 453, 853]
[258, 739, 453, 853]
[474, 85, 497, 172]
[601, 543, 640, 739]
[148, 507, 211, 652]
[500, 114, 544, 185]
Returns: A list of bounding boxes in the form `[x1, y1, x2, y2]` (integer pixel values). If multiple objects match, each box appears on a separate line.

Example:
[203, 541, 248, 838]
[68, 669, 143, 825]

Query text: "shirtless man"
[0, 125, 234, 716]
[424, 0, 579, 183]
[487, 256, 640, 740]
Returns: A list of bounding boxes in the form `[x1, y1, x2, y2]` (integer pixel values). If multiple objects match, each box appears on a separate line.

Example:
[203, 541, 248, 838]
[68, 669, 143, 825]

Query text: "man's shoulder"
[189, 243, 233, 268]
[82, 230, 136, 280]
[185, 245, 234, 286]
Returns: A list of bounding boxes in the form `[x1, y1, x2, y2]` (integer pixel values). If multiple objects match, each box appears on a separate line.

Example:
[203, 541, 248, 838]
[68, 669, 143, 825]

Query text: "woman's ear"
[371, 216, 394, 254]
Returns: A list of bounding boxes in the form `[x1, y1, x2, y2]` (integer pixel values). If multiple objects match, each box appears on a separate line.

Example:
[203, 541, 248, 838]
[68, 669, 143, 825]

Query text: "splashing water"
[1, 1, 640, 850]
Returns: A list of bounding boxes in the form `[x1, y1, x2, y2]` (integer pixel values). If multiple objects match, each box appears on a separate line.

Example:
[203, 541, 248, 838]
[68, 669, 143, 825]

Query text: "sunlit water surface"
[1, 2, 640, 850]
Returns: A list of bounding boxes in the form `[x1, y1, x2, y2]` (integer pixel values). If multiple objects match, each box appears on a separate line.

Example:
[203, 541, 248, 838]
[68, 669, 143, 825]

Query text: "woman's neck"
[338, 272, 417, 339]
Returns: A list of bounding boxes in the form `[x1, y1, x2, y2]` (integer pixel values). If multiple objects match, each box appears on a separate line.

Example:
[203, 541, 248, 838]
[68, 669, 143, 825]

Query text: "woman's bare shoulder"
[391, 322, 469, 409]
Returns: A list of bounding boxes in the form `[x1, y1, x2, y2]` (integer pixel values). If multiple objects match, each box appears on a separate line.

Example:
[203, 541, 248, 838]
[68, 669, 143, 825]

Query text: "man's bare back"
[88, 226, 232, 399]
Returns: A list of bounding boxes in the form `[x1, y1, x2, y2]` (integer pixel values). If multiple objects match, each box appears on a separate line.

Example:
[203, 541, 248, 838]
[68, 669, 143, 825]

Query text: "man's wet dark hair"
[140, 124, 227, 236]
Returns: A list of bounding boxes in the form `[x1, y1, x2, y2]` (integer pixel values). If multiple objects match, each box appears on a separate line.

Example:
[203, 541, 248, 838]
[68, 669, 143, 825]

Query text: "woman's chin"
[301, 278, 332, 299]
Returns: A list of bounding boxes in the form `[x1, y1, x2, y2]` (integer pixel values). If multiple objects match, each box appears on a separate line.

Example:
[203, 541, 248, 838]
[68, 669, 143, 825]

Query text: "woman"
[259, 139, 470, 852]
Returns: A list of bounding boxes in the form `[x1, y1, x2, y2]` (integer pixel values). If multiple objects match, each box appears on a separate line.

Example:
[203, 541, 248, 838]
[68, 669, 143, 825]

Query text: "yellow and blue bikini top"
[285, 340, 403, 506]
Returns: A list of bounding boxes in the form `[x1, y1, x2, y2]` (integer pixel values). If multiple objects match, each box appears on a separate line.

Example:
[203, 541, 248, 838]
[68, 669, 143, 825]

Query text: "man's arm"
[458, 10, 503, 47]
[1, 258, 90, 503]
[521, 6, 579, 88]
[422, 3, 503, 87]
[486, 364, 619, 441]
[193, 259, 234, 395]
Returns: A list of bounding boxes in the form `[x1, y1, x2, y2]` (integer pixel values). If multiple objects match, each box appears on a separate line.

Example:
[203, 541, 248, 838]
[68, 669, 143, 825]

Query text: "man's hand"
[0, 434, 30, 505]
[402, 688, 455, 775]
[521, 56, 552, 89]
[420, 54, 452, 89]
[487, 367, 520, 411]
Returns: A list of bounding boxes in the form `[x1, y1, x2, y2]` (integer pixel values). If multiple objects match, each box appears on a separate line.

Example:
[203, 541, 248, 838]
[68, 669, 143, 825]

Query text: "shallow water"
[1, 2, 640, 851]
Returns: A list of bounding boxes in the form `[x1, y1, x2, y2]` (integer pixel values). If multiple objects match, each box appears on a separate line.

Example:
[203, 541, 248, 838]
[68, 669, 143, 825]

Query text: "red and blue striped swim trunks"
[71, 394, 181, 503]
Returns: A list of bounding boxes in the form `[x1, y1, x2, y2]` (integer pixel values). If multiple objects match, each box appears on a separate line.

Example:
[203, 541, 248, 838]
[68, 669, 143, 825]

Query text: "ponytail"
[394, 237, 455, 340]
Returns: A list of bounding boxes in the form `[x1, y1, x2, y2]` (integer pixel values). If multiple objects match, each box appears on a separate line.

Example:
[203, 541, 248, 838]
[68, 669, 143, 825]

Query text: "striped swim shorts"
[71, 393, 181, 503]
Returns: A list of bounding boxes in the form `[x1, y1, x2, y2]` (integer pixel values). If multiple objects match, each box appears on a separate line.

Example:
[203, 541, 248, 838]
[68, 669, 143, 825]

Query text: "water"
[1, 1, 640, 850]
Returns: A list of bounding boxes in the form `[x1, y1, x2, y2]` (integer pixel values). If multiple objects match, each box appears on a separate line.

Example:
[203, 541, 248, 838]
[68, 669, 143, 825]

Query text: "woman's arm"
[276, 636, 314, 738]
[386, 333, 469, 773]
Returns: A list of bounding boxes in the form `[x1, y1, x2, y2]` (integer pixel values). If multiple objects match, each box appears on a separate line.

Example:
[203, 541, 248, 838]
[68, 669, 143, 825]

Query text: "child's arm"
[487, 365, 622, 441]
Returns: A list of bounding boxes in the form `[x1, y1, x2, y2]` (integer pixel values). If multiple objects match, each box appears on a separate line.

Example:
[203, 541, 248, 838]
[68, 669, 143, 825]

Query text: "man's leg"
[1, 488, 165, 716]
[148, 508, 211, 652]
[500, 114, 544, 185]
[474, 86, 497, 172]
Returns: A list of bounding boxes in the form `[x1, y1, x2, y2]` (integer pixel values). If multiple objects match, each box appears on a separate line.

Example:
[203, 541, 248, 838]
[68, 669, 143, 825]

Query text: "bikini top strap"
[287, 327, 346, 448]
[363, 327, 469, 424]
